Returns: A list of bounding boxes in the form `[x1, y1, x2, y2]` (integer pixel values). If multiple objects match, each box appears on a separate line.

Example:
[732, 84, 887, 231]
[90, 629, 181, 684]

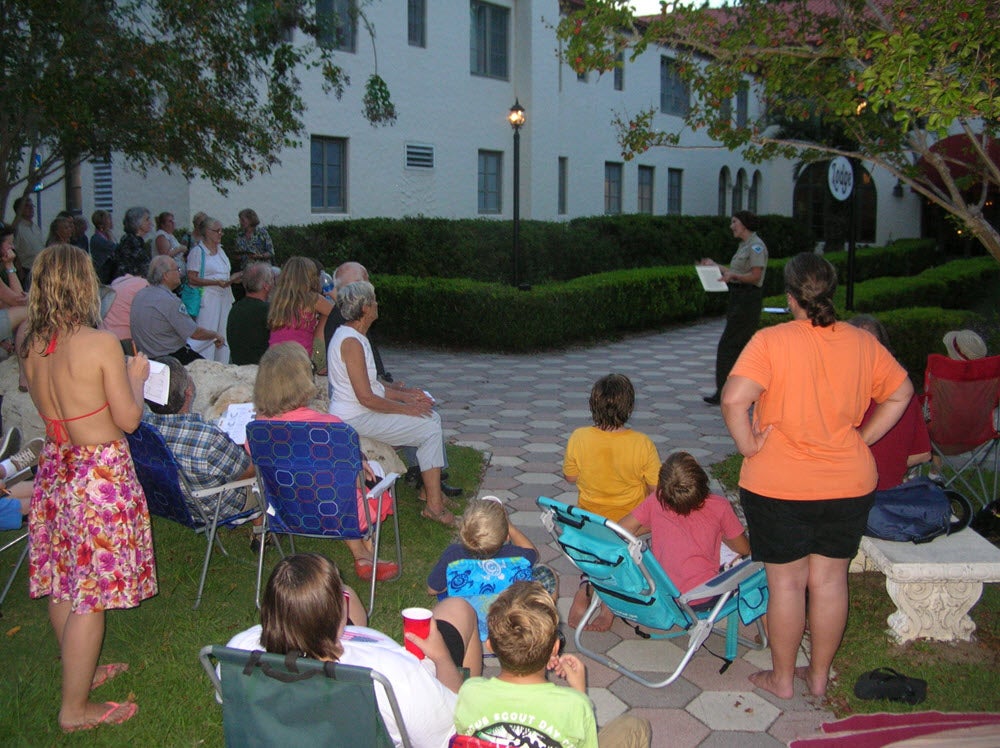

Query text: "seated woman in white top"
[327, 281, 454, 527]
[228, 553, 482, 748]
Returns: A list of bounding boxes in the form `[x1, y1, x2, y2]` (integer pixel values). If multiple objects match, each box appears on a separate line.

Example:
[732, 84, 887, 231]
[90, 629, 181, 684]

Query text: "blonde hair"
[487, 581, 559, 675]
[254, 342, 318, 416]
[19, 244, 101, 357]
[191, 211, 208, 237]
[459, 499, 510, 558]
[268, 256, 320, 330]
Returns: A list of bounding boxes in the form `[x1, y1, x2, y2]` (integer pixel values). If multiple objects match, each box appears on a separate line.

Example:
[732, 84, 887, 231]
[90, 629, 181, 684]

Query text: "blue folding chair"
[0, 465, 33, 617]
[538, 496, 768, 688]
[127, 421, 259, 609]
[246, 420, 401, 616]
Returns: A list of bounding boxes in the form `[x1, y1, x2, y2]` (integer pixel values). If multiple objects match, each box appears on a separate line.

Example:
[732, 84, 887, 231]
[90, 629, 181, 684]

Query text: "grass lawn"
[0, 445, 484, 746]
[710, 454, 1000, 716]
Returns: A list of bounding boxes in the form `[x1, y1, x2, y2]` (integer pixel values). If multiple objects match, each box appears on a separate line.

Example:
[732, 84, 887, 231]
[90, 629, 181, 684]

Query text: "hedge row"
[762, 256, 999, 314]
[248, 213, 815, 284]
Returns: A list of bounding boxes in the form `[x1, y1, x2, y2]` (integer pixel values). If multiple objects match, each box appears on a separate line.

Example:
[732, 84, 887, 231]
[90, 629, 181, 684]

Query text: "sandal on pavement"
[62, 701, 139, 733]
[91, 663, 129, 691]
[354, 558, 399, 582]
[854, 667, 927, 705]
[420, 506, 456, 527]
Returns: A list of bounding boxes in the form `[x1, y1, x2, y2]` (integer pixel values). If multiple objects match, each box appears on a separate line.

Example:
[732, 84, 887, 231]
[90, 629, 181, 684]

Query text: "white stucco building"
[63, 0, 919, 246]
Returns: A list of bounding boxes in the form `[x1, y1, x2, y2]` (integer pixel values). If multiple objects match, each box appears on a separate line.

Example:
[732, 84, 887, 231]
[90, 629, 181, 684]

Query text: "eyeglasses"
[207, 228, 222, 234]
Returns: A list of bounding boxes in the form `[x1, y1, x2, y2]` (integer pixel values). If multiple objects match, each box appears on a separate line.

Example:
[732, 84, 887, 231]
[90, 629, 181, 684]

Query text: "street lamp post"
[508, 99, 525, 288]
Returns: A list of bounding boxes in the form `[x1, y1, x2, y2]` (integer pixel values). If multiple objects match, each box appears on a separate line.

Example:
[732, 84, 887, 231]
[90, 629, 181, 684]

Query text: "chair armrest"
[190, 477, 258, 500]
[198, 645, 223, 702]
[679, 559, 763, 602]
[365, 472, 399, 499]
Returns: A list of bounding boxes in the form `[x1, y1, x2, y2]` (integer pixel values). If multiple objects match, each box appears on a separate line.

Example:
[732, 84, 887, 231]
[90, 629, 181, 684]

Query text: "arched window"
[748, 171, 762, 213]
[733, 169, 747, 212]
[793, 161, 877, 248]
[717, 167, 731, 216]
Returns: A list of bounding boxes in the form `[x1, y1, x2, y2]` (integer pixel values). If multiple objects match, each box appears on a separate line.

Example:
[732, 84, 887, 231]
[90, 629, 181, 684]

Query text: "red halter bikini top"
[38, 334, 110, 443]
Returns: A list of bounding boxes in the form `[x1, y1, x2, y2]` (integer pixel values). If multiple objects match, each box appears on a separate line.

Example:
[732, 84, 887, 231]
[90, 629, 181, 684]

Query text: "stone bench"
[853, 530, 1000, 643]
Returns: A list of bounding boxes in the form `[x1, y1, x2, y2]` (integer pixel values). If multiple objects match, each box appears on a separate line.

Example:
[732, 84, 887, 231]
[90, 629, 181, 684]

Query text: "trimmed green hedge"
[241, 214, 814, 284]
[763, 256, 999, 314]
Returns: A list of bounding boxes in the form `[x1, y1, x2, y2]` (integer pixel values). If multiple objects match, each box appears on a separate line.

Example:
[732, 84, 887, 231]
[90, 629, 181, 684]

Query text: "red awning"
[915, 134, 1000, 194]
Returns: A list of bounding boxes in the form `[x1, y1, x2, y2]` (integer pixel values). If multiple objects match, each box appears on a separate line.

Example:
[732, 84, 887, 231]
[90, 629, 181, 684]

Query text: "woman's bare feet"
[794, 665, 828, 697]
[748, 669, 795, 699]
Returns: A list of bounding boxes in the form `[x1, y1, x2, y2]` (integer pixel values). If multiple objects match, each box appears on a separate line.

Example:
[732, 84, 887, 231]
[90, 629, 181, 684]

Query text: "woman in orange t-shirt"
[722, 253, 911, 701]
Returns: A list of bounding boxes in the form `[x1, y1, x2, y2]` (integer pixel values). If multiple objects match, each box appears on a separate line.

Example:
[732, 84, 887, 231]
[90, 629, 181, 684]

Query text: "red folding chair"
[923, 353, 1000, 510]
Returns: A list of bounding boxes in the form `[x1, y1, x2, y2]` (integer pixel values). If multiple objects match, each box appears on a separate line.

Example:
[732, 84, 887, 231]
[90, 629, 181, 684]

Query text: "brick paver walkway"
[383, 317, 835, 747]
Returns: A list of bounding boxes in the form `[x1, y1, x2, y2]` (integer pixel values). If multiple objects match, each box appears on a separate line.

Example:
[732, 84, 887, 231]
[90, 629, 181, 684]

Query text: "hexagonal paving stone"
[630, 707, 709, 748]
[697, 730, 785, 747]
[608, 670, 699, 709]
[767, 709, 836, 745]
[489, 455, 525, 467]
[685, 690, 780, 732]
[522, 442, 565, 453]
[604, 637, 689, 675]
[492, 430, 528, 439]
[590, 687, 628, 727]
[514, 472, 563, 486]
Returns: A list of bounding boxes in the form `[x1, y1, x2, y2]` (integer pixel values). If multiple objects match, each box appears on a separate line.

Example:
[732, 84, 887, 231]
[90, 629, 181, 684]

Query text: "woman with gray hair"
[113, 206, 152, 280]
[185, 216, 239, 363]
[328, 281, 454, 526]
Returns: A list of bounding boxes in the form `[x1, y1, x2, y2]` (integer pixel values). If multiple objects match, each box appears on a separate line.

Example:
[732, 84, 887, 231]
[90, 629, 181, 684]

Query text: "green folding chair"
[200, 645, 412, 748]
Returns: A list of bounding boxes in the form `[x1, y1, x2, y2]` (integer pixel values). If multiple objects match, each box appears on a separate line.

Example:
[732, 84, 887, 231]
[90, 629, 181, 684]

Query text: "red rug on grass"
[789, 712, 1000, 747]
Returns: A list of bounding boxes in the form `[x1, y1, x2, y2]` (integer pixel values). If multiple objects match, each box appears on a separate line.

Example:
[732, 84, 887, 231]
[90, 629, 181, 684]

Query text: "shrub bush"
[258, 214, 813, 284]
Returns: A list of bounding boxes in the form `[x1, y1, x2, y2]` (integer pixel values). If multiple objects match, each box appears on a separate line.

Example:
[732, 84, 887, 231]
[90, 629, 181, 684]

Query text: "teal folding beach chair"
[200, 645, 411, 748]
[537, 496, 768, 688]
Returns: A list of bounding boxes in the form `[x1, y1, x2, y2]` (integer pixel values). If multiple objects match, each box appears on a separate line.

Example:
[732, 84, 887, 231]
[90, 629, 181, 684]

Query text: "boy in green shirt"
[453, 581, 650, 748]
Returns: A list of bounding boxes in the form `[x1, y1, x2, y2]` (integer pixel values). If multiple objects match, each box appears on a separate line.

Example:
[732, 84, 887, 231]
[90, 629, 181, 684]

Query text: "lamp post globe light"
[508, 99, 528, 290]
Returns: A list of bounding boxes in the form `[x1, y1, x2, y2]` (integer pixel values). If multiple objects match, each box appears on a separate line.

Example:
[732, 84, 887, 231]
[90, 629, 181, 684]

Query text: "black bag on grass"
[865, 477, 972, 544]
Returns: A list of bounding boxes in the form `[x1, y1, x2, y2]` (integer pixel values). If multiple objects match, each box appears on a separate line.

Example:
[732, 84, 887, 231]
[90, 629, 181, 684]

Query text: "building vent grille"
[92, 159, 113, 211]
[405, 144, 434, 169]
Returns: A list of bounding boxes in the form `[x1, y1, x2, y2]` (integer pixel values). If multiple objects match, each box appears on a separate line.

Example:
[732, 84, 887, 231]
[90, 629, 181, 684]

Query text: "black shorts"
[740, 488, 875, 564]
[436, 619, 465, 669]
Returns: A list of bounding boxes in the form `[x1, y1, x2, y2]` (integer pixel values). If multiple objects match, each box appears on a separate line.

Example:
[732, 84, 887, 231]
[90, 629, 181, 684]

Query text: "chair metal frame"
[127, 421, 258, 609]
[246, 420, 402, 616]
[200, 644, 412, 748]
[538, 496, 767, 689]
[0, 466, 46, 616]
[923, 353, 1000, 510]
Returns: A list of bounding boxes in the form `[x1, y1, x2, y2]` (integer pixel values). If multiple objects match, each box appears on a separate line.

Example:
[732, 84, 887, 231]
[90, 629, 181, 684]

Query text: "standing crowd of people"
[1, 202, 988, 745]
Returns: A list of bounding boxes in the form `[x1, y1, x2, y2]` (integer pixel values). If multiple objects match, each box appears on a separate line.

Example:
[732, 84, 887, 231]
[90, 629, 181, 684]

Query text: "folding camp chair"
[0, 466, 49, 616]
[127, 421, 258, 609]
[246, 420, 401, 615]
[537, 496, 768, 689]
[200, 645, 411, 748]
[444, 556, 534, 641]
[923, 353, 1000, 510]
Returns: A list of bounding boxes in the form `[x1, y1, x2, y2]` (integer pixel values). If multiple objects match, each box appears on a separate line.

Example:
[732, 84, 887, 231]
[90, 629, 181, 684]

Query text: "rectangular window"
[557, 157, 568, 215]
[736, 85, 749, 128]
[667, 168, 683, 215]
[470, 1, 508, 79]
[478, 150, 502, 214]
[660, 56, 689, 116]
[637, 165, 654, 214]
[408, 0, 426, 47]
[613, 52, 624, 91]
[311, 136, 347, 212]
[317, 0, 356, 52]
[405, 143, 434, 169]
[604, 162, 622, 215]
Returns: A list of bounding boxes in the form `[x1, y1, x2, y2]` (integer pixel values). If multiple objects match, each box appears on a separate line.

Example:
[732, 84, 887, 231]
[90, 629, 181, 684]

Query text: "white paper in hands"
[696, 264, 728, 292]
[143, 360, 170, 406]
[217, 403, 256, 445]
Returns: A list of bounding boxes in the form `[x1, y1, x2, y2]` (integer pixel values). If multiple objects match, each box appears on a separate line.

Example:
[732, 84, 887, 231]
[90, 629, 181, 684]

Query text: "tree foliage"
[560, 0, 1000, 262]
[0, 0, 394, 212]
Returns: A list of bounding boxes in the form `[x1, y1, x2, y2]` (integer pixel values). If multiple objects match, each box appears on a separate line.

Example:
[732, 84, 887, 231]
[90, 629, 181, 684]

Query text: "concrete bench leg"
[884, 579, 982, 643]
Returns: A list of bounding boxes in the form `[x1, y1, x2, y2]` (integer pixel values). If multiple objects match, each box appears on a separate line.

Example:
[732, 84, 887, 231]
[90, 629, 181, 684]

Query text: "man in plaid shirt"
[142, 357, 257, 519]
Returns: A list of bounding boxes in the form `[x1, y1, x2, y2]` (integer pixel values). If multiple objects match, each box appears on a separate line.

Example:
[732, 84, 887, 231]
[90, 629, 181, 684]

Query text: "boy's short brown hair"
[459, 499, 510, 558]
[487, 581, 558, 676]
[655, 452, 709, 516]
[589, 373, 635, 430]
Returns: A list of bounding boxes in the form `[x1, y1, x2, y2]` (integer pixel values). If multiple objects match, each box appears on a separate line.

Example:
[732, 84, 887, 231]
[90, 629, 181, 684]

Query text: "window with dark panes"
[311, 136, 347, 212]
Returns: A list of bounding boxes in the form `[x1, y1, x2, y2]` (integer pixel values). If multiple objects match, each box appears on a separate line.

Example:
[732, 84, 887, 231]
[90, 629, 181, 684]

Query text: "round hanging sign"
[828, 156, 854, 202]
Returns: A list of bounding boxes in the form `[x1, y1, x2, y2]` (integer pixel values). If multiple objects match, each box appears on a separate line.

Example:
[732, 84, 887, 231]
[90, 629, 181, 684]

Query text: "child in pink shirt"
[620, 452, 750, 595]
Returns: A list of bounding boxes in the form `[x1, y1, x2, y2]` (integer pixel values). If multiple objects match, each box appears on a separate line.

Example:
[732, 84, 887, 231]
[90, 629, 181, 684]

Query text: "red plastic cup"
[401, 607, 432, 659]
